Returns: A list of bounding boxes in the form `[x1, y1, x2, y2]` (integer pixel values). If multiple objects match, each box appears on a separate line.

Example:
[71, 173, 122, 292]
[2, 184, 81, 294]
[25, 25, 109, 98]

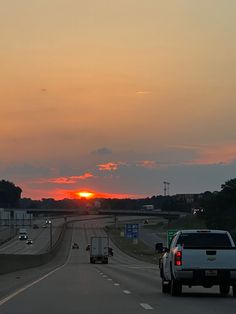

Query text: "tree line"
[1, 178, 236, 236]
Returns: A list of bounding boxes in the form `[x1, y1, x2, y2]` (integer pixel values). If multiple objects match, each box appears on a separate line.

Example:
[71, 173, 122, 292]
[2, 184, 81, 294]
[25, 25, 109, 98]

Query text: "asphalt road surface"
[0, 217, 235, 314]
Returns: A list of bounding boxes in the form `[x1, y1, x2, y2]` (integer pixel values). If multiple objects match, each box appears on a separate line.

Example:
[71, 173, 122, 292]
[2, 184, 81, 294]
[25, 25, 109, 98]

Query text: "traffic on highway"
[0, 216, 235, 314]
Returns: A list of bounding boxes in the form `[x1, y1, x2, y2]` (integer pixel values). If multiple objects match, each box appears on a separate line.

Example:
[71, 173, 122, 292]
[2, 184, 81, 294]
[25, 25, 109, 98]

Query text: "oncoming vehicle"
[72, 242, 79, 249]
[18, 228, 28, 240]
[26, 239, 33, 245]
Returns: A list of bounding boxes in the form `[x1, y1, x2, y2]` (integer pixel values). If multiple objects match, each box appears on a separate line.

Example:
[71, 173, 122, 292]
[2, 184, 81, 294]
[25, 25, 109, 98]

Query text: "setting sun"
[76, 191, 95, 199]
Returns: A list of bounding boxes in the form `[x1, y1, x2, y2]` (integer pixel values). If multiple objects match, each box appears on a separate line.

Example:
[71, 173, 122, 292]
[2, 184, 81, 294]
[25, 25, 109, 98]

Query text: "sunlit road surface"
[0, 217, 235, 314]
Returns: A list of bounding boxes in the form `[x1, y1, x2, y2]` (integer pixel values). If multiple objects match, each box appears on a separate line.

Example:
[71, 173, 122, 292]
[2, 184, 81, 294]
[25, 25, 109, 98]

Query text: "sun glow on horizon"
[76, 191, 95, 199]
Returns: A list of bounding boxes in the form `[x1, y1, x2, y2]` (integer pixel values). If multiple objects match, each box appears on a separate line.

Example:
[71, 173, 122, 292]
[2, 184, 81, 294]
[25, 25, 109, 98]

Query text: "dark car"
[19, 234, 28, 240]
[26, 239, 33, 245]
[108, 247, 114, 256]
[72, 242, 79, 249]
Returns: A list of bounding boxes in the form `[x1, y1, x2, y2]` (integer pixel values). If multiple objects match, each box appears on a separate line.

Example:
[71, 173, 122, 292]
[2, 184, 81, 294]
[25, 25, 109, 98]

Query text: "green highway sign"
[167, 229, 178, 247]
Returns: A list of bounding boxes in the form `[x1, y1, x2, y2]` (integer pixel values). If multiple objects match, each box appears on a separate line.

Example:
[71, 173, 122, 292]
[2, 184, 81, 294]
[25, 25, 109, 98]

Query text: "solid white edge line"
[0, 228, 74, 307]
[140, 303, 154, 310]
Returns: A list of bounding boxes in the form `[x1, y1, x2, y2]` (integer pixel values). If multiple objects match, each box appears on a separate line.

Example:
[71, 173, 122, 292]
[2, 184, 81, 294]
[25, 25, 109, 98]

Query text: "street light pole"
[49, 220, 52, 251]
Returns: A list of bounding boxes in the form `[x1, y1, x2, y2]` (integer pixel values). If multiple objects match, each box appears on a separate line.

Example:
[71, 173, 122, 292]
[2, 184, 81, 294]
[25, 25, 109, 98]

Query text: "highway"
[0, 218, 64, 254]
[0, 217, 235, 313]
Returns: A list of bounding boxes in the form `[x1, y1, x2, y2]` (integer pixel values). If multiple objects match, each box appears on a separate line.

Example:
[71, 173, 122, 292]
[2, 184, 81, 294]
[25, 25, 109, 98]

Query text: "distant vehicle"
[18, 228, 28, 240]
[33, 224, 39, 229]
[90, 237, 109, 264]
[144, 219, 149, 224]
[26, 239, 33, 245]
[108, 247, 113, 256]
[141, 205, 154, 211]
[159, 229, 236, 296]
[72, 242, 79, 249]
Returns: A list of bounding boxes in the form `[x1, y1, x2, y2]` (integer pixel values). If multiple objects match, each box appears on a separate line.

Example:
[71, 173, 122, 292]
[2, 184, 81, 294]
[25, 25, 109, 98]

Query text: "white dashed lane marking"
[123, 290, 131, 294]
[114, 283, 120, 286]
[140, 303, 154, 310]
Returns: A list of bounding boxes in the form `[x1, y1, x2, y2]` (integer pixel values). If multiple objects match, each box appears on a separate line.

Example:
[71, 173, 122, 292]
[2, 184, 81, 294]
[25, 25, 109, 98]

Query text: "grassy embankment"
[106, 215, 206, 264]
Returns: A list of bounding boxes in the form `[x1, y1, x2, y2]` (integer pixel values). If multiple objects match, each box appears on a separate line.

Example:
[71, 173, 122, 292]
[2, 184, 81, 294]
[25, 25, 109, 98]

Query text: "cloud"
[41, 172, 94, 184]
[48, 177, 77, 184]
[136, 91, 151, 95]
[136, 160, 158, 169]
[97, 162, 121, 171]
[77, 172, 94, 180]
[91, 147, 113, 155]
[185, 144, 236, 165]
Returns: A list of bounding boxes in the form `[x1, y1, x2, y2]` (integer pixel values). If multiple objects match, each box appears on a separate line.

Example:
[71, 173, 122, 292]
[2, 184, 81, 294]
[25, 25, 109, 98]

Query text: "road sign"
[125, 223, 139, 239]
[167, 229, 178, 247]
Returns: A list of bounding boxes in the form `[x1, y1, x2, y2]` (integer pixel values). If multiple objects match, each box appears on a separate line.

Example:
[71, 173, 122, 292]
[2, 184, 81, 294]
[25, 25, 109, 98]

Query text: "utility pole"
[163, 181, 170, 196]
[163, 181, 171, 226]
[48, 220, 53, 251]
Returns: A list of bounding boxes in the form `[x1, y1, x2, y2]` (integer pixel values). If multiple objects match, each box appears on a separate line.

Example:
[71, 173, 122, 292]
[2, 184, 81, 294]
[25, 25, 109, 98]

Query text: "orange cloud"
[48, 177, 77, 184]
[137, 160, 158, 169]
[136, 91, 151, 95]
[77, 172, 94, 180]
[98, 162, 121, 171]
[42, 172, 94, 184]
[188, 144, 236, 165]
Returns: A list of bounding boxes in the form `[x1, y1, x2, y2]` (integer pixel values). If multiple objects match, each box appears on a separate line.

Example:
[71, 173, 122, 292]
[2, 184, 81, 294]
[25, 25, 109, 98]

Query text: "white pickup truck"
[159, 229, 236, 296]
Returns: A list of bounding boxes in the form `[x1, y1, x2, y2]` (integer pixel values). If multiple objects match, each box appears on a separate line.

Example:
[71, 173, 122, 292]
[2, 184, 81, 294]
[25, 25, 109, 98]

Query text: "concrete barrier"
[0, 223, 67, 275]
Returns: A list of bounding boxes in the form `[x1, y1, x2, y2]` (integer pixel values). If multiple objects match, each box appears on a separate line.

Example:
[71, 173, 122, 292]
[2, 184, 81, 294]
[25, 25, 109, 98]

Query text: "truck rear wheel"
[170, 279, 182, 296]
[219, 284, 230, 296]
[232, 285, 236, 297]
[162, 279, 171, 293]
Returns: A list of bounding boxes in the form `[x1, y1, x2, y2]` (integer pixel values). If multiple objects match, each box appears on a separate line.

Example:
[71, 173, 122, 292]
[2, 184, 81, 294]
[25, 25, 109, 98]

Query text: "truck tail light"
[175, 251, 182, 266]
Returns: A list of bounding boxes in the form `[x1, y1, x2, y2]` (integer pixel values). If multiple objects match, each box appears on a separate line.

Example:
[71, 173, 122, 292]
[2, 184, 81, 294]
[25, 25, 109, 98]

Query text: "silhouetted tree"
[0, 180, 22, 207]
[200, 179, 236, 234]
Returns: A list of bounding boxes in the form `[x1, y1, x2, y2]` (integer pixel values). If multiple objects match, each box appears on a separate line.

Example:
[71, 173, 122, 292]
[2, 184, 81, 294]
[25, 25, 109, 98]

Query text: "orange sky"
[1, 1, 236, 199]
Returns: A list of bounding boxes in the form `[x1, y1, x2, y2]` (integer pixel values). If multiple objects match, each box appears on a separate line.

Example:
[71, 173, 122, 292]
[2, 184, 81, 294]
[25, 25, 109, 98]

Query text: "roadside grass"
[143, 214, 207, 232]
[106, 226, 159, 265]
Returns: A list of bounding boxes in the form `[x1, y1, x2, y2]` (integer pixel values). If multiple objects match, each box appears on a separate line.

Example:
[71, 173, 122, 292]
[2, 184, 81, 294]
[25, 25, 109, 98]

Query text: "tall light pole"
[48, 220, 52, 251]
[163, 181, 171, 226]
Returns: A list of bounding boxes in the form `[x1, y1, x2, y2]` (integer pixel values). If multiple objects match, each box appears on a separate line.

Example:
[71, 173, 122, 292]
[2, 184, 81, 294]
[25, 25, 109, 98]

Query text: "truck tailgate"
[91, 237, 109, 256]
[182, 249, 236, 269]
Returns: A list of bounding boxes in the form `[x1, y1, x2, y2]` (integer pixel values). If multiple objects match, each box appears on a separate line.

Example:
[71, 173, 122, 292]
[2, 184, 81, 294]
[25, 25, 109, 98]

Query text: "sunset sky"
[1, 0, 236, 200]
